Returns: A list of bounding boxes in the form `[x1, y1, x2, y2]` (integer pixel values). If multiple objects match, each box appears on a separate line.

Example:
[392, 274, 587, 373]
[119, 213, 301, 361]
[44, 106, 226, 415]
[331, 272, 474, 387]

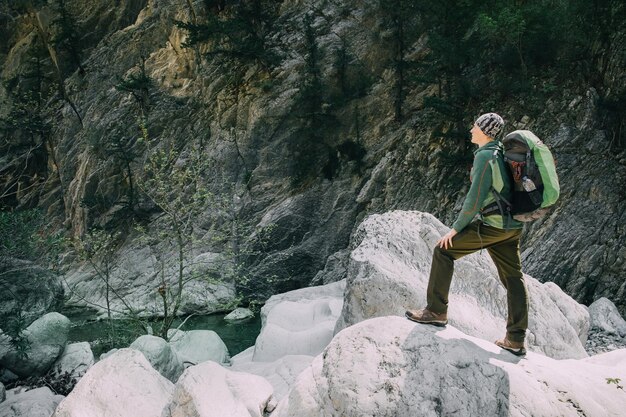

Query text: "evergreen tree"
[176, 0, 282, 69]
[288, 12, 337, 186]
[0, 41, 57, 208]
[378, 0, 421, 122]
[51, 0, 85, 75]
[116, 57, 154, 116]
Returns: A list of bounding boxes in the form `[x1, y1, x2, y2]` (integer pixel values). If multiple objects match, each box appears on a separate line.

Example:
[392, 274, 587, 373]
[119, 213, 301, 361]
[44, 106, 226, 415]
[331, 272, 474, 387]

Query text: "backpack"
[499, 130, 560, 222]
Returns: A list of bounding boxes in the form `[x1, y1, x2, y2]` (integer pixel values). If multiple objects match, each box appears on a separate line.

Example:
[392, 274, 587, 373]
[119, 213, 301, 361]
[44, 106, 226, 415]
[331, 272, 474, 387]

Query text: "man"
[405, 113, 528, 356]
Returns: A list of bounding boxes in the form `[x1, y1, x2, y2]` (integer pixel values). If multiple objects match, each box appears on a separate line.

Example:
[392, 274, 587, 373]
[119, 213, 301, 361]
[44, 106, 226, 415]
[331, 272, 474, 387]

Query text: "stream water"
[61, 306, 263, 359]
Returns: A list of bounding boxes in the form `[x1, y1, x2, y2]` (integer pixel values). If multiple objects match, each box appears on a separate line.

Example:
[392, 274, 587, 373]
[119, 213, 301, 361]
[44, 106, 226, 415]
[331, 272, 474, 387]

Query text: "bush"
[0, 209, 63, 261]
[5, 369, 79, 396]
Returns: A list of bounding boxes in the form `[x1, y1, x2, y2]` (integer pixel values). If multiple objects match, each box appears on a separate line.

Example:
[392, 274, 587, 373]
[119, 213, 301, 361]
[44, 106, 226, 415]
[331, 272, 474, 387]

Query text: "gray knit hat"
[475, 113, 504, 138]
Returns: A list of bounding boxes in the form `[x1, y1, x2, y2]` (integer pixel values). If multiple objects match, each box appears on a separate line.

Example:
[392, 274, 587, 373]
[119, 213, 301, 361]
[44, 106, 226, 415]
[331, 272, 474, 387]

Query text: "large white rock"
[162, 361, 276, 417]
[51, 342, 95, 380]
[335, 211, 589, 359]
[224, 281, 344, 400]
[0, 312, 71, 377]
[230, 347, 314, 400]
[0, 387, 64, 417]
[540, 281, 590, 344]
[130, 335, 184, 382]
[0, 381, 5, 403]
[273, 316, 626, 417]
[588, 297, 626, 337]
[168, 330, 230, 366]
[252, 280, 345, 362]
[53, 348, 174, 417]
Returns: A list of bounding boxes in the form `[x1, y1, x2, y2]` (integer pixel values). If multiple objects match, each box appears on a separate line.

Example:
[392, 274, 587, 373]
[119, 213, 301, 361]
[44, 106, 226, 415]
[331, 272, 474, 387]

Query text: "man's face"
[470, 124, 484, 144]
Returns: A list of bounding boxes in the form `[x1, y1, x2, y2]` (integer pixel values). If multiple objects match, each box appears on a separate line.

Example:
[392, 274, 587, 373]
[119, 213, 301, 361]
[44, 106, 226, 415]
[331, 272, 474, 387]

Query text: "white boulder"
[225, 308, 255, 322]
[252, 280, 344, 362]
[130, 335, 184, 382]
[335, 211, 589, 359]
[168, 330, 230, 366]
[51, 342, 95, 380]
[540, 281, 590, 343]
[230, 347, 314, 400]
[162, 361, 275, 417]
[0, 381, 5, 402]
[0, 312, 71, 377]
[222, 281, 344, 400]
[53, 348, 174, 417]
[273, 316, 626, 417]
[588, 297, 626, 337]
[0, 387, 64, 417]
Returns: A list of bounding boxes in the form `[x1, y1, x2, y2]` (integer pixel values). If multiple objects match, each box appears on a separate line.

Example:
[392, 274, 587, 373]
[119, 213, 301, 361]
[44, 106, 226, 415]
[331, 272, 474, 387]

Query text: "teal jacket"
[452, 141, 523, 232]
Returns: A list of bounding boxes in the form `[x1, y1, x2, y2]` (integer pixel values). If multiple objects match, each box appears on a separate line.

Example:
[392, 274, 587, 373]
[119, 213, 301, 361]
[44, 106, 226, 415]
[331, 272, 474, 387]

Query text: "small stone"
[266, 397, 278, 412]
[568, 96, 582, 109]
[224, 308, 255, 322]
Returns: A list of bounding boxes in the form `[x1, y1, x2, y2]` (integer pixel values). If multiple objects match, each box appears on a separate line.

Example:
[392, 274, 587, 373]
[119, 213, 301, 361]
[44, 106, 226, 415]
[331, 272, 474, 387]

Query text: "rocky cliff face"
[1, 0, 625, 314]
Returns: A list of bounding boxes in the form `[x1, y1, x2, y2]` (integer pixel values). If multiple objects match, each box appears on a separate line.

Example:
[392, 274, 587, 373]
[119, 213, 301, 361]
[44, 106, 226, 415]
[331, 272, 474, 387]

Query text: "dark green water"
[62, 307, 262, 359]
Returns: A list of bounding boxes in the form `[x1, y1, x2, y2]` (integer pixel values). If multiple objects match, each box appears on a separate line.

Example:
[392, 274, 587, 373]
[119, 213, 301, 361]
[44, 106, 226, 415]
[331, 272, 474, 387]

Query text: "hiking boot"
[495, 337, 526, 356]
[405, 309, 448, 327]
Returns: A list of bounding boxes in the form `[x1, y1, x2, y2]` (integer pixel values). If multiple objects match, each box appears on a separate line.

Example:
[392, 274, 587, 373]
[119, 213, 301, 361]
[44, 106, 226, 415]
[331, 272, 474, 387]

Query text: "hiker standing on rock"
[406, 113, 528, 356]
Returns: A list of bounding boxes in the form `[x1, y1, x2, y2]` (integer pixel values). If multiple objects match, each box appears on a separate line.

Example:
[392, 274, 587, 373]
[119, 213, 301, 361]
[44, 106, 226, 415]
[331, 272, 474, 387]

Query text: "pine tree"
[51, 0, 85, 75]
[176, 0, 281, 69]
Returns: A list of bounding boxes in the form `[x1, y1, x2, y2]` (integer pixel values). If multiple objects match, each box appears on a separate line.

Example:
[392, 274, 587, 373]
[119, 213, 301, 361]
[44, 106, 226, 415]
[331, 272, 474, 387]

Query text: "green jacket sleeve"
[452, 151, 493, 232]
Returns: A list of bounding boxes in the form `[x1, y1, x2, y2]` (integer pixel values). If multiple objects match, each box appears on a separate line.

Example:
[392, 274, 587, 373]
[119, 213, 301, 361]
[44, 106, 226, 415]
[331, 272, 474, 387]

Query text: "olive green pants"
[426, 221, 528, 343]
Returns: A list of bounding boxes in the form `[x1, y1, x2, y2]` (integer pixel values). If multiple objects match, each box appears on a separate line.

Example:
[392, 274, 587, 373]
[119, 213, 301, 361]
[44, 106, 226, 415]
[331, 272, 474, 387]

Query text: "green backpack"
[500, 130, 560, 221]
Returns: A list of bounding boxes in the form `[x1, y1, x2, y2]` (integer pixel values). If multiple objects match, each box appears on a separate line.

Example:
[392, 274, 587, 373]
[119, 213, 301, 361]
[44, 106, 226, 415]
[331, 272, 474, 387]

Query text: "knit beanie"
[475, 113, 504, 139]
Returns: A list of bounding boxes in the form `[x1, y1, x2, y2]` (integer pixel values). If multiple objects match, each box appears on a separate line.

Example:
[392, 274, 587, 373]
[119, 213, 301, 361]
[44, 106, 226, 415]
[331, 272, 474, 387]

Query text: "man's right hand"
[438, 229, 458, 250]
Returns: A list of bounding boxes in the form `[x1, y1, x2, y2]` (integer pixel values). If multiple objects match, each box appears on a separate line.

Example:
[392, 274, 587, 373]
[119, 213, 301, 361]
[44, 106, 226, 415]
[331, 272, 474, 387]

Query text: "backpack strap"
[481, 145, 513, 230]
[480, 188, 513, 230]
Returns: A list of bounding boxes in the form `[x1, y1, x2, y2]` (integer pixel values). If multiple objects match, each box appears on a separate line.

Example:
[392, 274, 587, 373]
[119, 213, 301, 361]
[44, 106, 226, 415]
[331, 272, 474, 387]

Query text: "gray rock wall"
[520, 92, 626, 309]
[0, 0, 624, 316]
